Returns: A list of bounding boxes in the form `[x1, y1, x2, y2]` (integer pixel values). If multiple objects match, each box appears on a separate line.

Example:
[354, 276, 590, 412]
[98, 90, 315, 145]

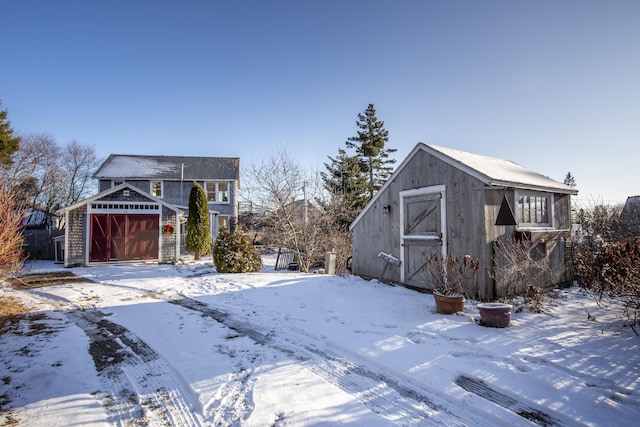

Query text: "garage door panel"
[90, 214, 109, 262]
[126, 215, 159, 260]
[90, 213, 159, 262]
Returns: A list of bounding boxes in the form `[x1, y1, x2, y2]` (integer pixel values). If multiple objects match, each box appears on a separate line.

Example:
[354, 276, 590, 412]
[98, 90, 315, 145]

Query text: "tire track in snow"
[19, 286, 204, 427]
[70, 309, 204, 427]
[169, 297, 502, 426]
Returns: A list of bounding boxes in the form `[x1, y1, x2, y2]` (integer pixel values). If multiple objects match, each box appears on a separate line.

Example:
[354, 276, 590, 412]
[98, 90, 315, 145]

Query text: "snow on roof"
[350, 143, 577, 230]
[426, 144, 577, 193]
[95, 156, 177, 178]
[93, 155, 240, 181]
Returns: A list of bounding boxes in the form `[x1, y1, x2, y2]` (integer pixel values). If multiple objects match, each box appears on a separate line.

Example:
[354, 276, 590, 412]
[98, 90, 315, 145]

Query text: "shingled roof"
[93, 155, 240, 181]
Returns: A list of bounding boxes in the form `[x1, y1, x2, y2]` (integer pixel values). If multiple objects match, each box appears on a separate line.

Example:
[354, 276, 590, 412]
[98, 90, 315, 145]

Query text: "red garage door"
[90, 214, 159, 262]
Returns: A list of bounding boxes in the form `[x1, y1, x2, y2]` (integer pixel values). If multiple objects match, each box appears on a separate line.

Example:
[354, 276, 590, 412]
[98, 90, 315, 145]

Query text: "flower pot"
[433, 292, 465, 314]
[477, 302, 512, 328]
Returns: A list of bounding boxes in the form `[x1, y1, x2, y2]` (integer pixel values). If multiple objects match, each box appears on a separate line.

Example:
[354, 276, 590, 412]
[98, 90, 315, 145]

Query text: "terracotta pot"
[477, 302, 512, 327]
[433, 292, 465, 314]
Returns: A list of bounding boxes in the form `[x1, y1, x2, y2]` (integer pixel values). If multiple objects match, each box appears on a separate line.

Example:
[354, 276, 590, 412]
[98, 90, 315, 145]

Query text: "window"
[517, 192, 551, 227]
[205, 182, 230, 203]
[151, 181, 163, 198]
[112, 180, 123, 187]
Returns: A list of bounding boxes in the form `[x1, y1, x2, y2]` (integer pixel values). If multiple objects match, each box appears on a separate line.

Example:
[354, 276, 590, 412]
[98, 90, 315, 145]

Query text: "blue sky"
[2, 0, 639, 204]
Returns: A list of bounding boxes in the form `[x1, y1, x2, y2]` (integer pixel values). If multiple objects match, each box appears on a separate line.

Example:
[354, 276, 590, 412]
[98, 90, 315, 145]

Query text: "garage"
[58, 183, 182, 267]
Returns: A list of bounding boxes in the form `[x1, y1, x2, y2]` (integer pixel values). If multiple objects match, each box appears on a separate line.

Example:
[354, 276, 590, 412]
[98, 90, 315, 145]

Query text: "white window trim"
[206, 181, 230, 204]
[515, 190, 554, 229]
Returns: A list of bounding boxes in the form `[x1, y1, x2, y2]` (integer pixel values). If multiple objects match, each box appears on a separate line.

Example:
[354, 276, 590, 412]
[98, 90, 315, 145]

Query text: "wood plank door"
[126, 214, 159, 260]
[109, 214, 126, 260]
[400, 186, 447, 289]
[90, 214, 159, 262]
[89, 214, 109, 262]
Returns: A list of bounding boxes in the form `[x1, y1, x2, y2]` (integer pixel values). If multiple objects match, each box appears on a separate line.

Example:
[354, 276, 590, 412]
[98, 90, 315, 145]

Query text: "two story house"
[58, 155, 240, 267]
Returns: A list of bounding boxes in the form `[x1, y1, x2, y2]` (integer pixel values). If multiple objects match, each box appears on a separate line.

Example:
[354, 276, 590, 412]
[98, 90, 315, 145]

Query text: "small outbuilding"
[349, 143, 578, 299]
[57, 183, 182, 267]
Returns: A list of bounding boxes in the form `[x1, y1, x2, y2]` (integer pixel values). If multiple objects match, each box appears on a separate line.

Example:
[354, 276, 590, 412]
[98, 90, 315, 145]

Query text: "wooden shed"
[58, 183, 182, 267]
[349, 143, 578, 299]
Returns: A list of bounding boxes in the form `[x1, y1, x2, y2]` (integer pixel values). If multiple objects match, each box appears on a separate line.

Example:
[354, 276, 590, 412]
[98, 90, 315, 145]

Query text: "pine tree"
[321, 148, 369, 225]
[185, 182, 211, 260]
[345, 104, 396, 201]
[0, 101, 20, 166]
[563, 172, 576, 188]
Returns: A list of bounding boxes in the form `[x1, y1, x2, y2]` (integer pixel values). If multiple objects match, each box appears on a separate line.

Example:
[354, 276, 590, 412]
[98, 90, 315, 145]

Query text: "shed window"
[206, 182, 229, 203]
[517, 192, 551, 227]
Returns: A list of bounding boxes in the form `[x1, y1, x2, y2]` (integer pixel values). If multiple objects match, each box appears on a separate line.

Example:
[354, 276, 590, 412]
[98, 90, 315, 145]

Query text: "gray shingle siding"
[65, 205, 87, 267]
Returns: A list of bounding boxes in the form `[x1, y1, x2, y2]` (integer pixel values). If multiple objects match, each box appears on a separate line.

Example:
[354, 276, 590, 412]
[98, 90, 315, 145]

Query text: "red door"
[90, 214, 159, 262]
[90, 214, 109, 262]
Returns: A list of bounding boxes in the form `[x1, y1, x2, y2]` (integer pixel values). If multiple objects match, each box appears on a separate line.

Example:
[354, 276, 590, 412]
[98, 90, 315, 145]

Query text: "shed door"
[90, 214, 159, 262]
[400, 186, 447, 288]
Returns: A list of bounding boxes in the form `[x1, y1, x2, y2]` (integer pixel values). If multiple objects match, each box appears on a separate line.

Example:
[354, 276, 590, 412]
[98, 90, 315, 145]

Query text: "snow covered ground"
[1, 254, 639, 426]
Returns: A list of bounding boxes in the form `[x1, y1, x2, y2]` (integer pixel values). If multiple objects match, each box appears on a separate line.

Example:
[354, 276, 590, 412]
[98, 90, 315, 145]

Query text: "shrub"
[212, 227, 263, 273]
[576, 236, 640, 335]
[492, 236, 554, 298]
[0, 181, 26, 278]
[420, 253, 480, 297]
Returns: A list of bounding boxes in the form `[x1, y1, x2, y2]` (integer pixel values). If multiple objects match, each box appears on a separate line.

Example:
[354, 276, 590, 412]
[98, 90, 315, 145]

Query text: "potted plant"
[476, 302, 513, 327]
[421, 254, 480, 314]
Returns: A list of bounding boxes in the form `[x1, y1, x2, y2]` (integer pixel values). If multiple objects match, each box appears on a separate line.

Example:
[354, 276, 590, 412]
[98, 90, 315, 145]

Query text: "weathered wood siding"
[352, 149, 492, 296]
[352, 147, 574, 299]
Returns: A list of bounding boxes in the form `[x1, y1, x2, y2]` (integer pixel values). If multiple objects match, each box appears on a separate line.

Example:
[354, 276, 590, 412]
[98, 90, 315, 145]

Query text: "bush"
[212, 228, 263, 273]
[576, 236, 640, 335]
[0, 181, 26, 278]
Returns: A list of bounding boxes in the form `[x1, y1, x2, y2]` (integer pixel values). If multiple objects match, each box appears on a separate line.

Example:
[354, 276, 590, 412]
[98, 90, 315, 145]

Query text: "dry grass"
[0, 295, 30, 319]
[2, 271, 94, 337]
[6, 271, 95, 290]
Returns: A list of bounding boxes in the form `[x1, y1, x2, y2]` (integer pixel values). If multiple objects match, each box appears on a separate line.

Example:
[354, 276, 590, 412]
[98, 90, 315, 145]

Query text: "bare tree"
[0, 133, 99, 226]
[243, 149, 352, 273]
[61, 140, 99, 205]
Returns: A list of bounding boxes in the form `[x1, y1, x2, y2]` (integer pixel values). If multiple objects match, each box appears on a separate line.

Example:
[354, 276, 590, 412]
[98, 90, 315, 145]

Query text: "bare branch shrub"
[576, 237, 640, 335]
[492, 236, 554, 309]
[419, 254, 479, 297]
[0, 180, 27, 278]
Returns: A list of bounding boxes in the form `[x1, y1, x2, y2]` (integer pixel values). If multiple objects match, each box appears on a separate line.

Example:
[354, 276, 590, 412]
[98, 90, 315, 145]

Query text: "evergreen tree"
[563, 172, 577, 187]
[321, 148, 369, 224]
[185, 182, 211, 260]
[345, 104, 396, 201]
[0, 101, 20, 166]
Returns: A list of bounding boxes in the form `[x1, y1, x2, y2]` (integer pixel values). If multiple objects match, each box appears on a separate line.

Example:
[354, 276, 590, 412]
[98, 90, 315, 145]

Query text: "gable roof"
[350, 143, 578, 230]
[93, 155, 240, 181]
[57, 182, 182, 215]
